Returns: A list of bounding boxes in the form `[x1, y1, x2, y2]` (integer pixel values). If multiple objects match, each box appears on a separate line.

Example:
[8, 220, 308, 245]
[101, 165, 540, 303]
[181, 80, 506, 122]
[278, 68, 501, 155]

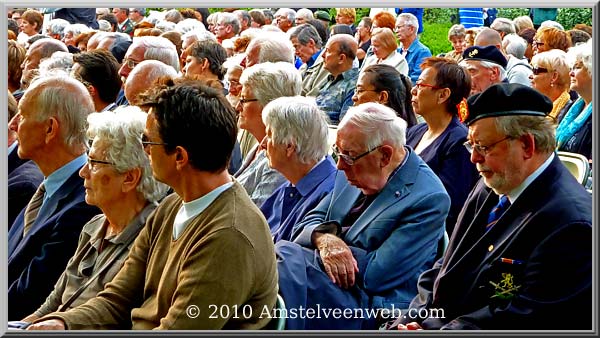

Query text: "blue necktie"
[486, 195, 510, 231]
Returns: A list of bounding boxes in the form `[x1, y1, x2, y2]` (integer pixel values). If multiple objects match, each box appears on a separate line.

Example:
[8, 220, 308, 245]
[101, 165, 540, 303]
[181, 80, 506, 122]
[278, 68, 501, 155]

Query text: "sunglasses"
[532, 66, 549, 75]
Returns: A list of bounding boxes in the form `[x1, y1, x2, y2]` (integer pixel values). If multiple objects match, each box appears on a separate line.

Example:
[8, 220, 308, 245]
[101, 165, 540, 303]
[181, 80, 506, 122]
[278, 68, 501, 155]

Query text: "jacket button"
[488, 245, 494, 251]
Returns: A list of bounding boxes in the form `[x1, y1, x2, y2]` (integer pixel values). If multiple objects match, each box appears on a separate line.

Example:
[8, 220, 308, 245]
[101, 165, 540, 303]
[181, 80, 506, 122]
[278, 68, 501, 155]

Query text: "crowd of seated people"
[6, 7, 592, 331]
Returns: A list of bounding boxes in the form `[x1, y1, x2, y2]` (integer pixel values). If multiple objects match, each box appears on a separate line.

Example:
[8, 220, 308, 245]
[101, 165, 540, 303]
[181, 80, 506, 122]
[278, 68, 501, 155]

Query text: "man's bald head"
[474, 27, 503, 49]
[125, 60, 178, 106]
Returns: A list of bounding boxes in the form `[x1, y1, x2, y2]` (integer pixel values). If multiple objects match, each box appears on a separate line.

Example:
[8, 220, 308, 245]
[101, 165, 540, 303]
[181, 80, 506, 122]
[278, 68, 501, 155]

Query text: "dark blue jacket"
[8, 169, 100, 320]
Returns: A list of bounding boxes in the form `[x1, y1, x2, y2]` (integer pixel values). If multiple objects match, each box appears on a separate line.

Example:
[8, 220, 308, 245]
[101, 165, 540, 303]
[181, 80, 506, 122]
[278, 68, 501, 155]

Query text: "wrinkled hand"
[316, 233, 358, 289]
[397, 322, 423, 330]
[26, 319, 66, 330]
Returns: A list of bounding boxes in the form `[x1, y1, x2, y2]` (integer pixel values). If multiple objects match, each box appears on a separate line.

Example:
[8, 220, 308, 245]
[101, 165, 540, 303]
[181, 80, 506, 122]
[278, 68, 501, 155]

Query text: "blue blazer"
[399, 155, 592, 329]
[8, 149, 44, 228]
[8, 169, 100, 320]
[291, 148, 450, 310]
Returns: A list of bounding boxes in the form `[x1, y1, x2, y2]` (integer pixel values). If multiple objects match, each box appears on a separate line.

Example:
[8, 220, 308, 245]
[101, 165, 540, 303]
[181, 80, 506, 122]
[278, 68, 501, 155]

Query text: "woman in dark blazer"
[407, 57, 479, 235]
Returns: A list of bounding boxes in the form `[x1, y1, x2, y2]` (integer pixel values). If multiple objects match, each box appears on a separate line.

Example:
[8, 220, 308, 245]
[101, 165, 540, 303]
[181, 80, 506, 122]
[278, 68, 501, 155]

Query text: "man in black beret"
[460, 45, 508, 96]
[386, 83, 592, 330]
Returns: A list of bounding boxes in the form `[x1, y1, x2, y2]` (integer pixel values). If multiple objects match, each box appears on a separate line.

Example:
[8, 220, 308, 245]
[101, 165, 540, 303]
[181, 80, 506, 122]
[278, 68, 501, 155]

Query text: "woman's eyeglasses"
[532, 66, 549, 75]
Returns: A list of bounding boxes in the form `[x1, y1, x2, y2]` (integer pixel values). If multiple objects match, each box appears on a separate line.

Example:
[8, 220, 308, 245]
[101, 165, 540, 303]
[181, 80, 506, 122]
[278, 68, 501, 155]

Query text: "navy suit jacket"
[290, 148, 450, 310]
[398, 155, 592, 329]
[8, 148, 44, 228]
[8, 168, 101, 320]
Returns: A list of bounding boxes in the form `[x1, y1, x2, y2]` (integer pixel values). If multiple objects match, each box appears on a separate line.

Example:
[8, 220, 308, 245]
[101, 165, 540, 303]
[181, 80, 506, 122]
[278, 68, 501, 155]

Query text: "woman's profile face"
[352, 72, 381, 105]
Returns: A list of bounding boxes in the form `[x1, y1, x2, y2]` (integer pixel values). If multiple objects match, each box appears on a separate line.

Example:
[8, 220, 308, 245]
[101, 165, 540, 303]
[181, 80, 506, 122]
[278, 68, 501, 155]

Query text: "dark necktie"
[486, 195, 510, 232]
[23, 183, 46, 236]
[341, 193, 377, 235]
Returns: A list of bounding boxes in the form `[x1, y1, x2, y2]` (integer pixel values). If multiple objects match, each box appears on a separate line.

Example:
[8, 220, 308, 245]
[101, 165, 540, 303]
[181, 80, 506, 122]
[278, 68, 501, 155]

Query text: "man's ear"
[378, 144, 393, 167]
[174, 146, 189, 170]
[518, 134, 536, 159]
[45, 117, 59, 144]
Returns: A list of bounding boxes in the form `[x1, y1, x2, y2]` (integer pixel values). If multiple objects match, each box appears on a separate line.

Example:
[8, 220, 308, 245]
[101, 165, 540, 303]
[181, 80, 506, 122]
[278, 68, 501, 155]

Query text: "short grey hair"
[38, 51, 73, 76]
[296, 8, 314, 22]
[502, 33, 527, 59]
[86, 106, 169, 202]
[181, 30, 217, 45]
[246, 32, 295, 64]
[566, 38, 592, 77]
[491, 17, 516, 35]
[275, 8, 296, 23]
[132, 36, 181, 72]
[398, 13, 419, 32]
[262, 96, 330, 164]
[21, 74, 94, 150]
[46, 18, 70, 39]
[289, 24, 322, 49]
[340, 102, 407, 150]
[240, 62, 302, 107]
[218, 12, 241, 35]
[176, 18, 206, 35]
[540, 20, 564, 31]
[155, 20, 176, 32]
[63, 23, 92, 38]
[461, 59, 507, 81]
[495, 115, 556, 155]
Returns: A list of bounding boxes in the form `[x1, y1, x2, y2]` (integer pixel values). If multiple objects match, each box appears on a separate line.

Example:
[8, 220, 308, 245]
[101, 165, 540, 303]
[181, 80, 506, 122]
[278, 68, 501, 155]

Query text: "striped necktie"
[23, 183, 46, 236]
[486, 195, 510, 232]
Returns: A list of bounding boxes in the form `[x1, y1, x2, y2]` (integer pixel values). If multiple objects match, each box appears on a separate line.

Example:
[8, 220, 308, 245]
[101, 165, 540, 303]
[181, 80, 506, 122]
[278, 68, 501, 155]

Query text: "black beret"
[462, 45, 508, 69]
[464, 83, 553, 126]
[110, 40, 132, 64]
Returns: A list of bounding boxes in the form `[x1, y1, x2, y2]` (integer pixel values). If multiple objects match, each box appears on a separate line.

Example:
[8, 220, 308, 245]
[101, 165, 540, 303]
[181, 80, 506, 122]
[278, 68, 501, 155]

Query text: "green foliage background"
[150, 7, 591, 56]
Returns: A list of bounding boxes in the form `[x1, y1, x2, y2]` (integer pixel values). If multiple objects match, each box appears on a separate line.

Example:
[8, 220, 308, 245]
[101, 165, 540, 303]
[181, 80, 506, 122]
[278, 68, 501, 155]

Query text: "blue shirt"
[459, 8, 484, 28]
[260, 156, 337, 243]
[43, 153, 87, 205]
[399, 38, 432, 85]
[306, 50, 322, 69]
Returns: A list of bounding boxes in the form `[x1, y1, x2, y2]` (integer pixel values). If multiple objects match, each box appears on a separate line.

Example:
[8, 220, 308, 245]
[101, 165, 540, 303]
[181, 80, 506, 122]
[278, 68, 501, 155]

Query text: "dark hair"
[73, 49, 123, 104]
[567, 29, 591, 46]
[518, 27, 536, 44]
[362, 64, 417, 127]
[98, 14, 118, 32]
[146, 79, 237, 172]
[194, 8, 210, 27]
[330, 24, 353, 36]
[249, 9, 266, 26]
[306, 19, 329, 47]
[187, 40, 228, 80]
[8, 18, 19, 37]
[420, 57, 471, 117]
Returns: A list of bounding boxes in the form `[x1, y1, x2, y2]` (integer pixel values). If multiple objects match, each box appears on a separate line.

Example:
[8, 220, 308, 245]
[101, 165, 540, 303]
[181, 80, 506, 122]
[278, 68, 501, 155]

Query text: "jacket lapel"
[344, 150, 418, 242]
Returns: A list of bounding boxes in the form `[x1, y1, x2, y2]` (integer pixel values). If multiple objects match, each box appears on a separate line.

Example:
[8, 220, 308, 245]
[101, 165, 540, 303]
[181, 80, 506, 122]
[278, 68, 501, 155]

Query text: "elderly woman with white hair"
[20, 106, 168, 324]
[234, 62, 302, 206]
[556, 39, 593, 160]
[259, 96, 337, 242]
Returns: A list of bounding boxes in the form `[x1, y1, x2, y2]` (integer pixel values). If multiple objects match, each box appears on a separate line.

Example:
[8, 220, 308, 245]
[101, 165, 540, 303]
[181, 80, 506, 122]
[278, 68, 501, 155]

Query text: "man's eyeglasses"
[239, 97, 259, 105]
[142, 134, 169, 148]
[354, 88, 379, 95]
[414, 82, 444, 90]
[532, 66, 549, 75]
[125, 58, 141, 69]
[463, 136, 512, 156]
[332, 144, 383, 166]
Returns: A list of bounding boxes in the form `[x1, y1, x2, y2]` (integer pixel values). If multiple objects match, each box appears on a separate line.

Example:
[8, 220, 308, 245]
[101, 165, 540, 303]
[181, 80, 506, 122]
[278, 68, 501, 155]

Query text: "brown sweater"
[43, 182, 278, 329]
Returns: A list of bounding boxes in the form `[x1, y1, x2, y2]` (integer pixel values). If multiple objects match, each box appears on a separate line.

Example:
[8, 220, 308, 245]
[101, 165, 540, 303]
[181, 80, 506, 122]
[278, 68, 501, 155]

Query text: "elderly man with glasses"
[276, 102, 450, 330]
[388, 83, 591, 330]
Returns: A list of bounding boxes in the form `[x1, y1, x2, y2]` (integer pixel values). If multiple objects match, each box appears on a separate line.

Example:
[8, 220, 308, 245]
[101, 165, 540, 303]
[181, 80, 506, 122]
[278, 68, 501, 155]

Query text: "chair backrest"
[263, 294, 286, 330]
[327, 124, 338, 155]
[557, 151, 590, 186]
